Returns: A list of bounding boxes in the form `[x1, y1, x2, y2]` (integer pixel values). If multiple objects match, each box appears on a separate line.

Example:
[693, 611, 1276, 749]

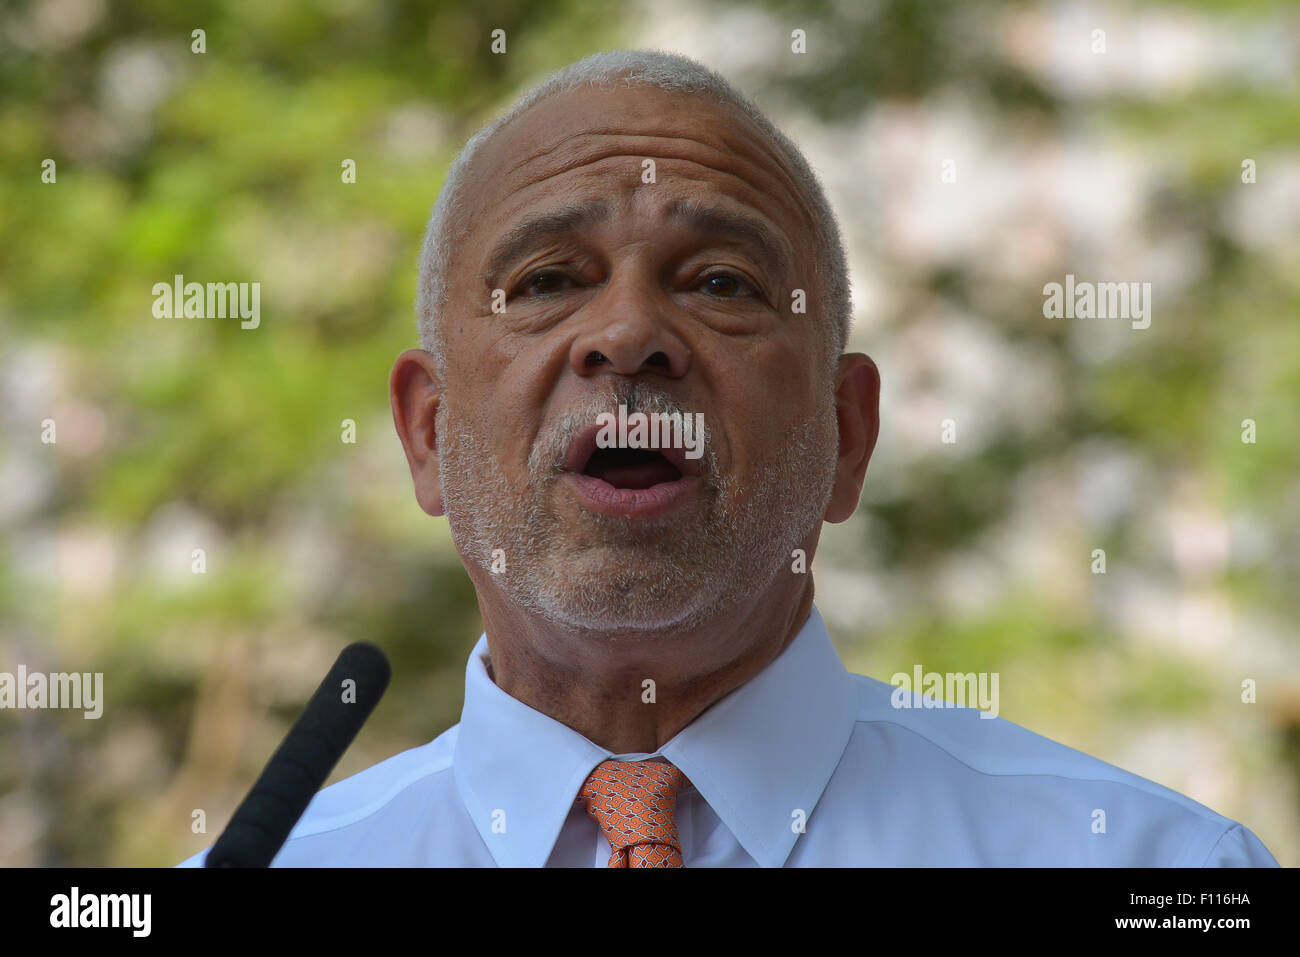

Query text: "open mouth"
[559, 422, 702, 518]
[579, 446, 683, 490]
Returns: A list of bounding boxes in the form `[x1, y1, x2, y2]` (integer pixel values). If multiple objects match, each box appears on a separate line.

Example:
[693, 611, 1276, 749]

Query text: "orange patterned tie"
[579, 759, 690, 867]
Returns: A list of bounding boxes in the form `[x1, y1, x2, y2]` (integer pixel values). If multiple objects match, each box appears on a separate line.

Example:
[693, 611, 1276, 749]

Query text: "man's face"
[434, 83, 839, 634]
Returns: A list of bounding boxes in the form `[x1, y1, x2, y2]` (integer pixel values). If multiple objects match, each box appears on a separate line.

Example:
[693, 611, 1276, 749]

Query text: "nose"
[567, 272, 691, 380]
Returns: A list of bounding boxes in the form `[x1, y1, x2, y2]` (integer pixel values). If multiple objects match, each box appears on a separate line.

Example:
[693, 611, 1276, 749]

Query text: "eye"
[516, 269, 574, 297]
[698, 271, 756, 298]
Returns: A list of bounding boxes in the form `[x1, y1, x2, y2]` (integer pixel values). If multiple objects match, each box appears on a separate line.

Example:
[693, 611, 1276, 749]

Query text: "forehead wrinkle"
[505, 149, 807, 247]
[506, 126, 811, 269]
[510, 135, 741, 190]
[715, 124, 819, 244]
[503, 123, 806, 215]
[502, 128, 725, 176]
[500, 107, 820, 241]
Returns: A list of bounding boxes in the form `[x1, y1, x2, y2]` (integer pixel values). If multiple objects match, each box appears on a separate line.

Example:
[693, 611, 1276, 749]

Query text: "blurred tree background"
[0, 0, 1296, 865]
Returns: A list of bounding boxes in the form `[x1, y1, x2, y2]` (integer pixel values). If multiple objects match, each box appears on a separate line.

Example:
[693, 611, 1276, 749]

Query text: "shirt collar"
[452, 602, 859, 867]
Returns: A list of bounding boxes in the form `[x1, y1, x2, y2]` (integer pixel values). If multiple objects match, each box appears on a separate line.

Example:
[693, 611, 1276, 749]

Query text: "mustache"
[527, 382, 716, 479]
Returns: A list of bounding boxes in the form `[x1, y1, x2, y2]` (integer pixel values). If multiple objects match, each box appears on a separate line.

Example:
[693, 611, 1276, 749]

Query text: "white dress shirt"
[178, 604, 1278, 867]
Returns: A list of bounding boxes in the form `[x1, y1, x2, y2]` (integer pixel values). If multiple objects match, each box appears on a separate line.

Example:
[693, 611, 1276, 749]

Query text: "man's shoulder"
[846, 671, 1190, 794]
[175, 723, 461, 867]
[289, 722, 460, 825]
[837, 671, 1277, 866]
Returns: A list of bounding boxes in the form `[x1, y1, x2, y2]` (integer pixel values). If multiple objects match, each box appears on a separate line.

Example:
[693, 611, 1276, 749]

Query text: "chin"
[514, 576, 721, 636]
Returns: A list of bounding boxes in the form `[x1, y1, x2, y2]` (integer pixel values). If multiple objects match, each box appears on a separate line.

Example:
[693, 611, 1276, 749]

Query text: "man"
[180, 49, 1277, 867]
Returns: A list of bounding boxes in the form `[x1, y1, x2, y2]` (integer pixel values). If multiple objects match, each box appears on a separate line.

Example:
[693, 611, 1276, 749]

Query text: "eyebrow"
[481, 196, 793, 289]
[483, 200, 612, 289]
[664, 197, 792, 282]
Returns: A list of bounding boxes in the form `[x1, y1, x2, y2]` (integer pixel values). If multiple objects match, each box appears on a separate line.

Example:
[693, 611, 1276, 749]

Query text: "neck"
[478, 576, 816, 754]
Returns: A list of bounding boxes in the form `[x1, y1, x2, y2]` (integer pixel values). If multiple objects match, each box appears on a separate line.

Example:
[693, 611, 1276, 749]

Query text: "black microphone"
[205, 641, 391, 867]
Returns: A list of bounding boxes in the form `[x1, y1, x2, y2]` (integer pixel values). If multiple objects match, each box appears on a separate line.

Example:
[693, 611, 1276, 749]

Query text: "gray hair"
[415, 48, 851, 375]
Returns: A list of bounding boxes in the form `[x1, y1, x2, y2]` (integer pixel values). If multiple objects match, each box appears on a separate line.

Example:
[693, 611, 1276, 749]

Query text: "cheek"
[453, 401, 555, 492]
[711, 345, 800, 414]
[709, 350, 820, 471]
[447, 328, 535, 418]
[462, 321, 565, 409]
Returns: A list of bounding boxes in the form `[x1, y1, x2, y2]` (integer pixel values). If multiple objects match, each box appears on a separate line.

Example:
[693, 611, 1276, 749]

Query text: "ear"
[389, 349, 446, 517]
[824, 353, 881, 524]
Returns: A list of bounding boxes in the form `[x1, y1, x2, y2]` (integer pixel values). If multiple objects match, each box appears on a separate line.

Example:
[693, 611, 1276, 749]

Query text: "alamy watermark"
[595, 403, 704, 459]
[890, 664, 1000, 719]
[152, 273, 260, 329]
[50, 887, 150, 937]
[1043, 273, 1151, 330]
[0, 666, 103, 718]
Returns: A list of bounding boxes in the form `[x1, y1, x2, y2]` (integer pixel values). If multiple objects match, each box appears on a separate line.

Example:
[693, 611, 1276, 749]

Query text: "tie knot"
[579, 759, 690, 867]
